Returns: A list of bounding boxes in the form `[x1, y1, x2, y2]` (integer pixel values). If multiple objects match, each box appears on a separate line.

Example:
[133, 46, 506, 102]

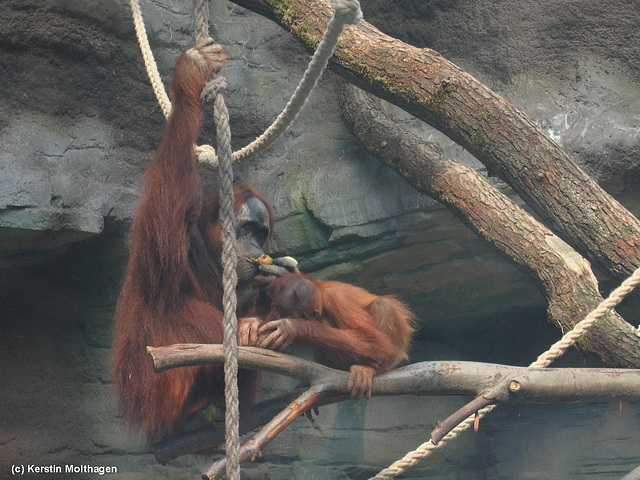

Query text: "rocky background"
[1, 0, 640, 479]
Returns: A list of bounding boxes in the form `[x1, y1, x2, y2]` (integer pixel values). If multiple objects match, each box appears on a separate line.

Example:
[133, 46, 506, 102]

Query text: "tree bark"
[340, 85, 640, 367]
[149, 344, 640, 471]
[147, 345, 640, 465]
[230, 0, 640, 283]
[149, 344, 640, 403]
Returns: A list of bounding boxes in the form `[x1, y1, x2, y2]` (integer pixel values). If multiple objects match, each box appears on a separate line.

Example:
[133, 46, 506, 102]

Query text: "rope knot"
[331, 0, 363, 25]
[196, 144, 219, 168]
[202, 75, 228, 104]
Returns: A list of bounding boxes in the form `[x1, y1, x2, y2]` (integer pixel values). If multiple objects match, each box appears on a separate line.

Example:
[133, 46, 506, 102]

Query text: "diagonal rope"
[129, 0, 172, 119]
[231, 0, 362, 163]
[532, 266, 640, 368]
[129, 0, 362, 167]
[371, 265, 640, 479]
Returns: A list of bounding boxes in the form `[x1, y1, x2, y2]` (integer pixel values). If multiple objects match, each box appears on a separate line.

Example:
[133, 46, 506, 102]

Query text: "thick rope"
[208, 76, 241, 480]
[371, 264, 640, 479]
[130, 0, 362, 167]
[193, 3, 241, 479]
[194, 0, 210, 43]
[621, 465, 640, 480]
[129, 0, 172, 119]
[533, 266, 640, 368]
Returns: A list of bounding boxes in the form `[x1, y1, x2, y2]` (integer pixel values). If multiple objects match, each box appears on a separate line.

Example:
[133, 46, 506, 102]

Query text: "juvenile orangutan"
[259, 273, 416, 399]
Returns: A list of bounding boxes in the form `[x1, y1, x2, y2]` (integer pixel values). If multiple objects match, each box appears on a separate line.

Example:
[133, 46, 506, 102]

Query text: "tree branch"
[148, 344, 640, 475]
[150, 344, 640, 401]
[230, 0, 640, 284]
[149, 343, 337, 382]
[340, 84, 640, 367]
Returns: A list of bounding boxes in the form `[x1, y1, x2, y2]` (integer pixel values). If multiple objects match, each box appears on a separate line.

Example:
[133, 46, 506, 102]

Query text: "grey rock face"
[1, 1, 640, 479]
[363, 0, 640, 193]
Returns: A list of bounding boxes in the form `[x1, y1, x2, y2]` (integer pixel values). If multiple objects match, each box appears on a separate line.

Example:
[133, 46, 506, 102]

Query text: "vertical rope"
[194, 0, 210, 41]
[214, 80, 241, 480]
[194, 2, 240, 479]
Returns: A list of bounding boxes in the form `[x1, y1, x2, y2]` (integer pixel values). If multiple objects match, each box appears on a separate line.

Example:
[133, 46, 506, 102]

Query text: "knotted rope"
[371, 264, 640, 479]
[129, 0, 362, 167]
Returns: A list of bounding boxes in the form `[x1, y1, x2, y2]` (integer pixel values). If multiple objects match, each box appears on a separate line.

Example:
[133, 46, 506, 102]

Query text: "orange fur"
[111, 40, 270, 442]
[265, 273, 416, 375]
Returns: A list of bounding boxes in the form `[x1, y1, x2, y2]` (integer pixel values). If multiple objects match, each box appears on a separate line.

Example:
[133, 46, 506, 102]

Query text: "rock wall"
[1, 0, 640, 479]
[364, 0, 640, 194]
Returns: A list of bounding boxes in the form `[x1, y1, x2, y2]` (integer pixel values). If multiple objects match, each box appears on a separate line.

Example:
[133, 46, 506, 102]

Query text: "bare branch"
[148, 344, 640, 474]
[149, 344, 640, 401]
[148, 343, 338, 382]
[202, 386, 327, 480]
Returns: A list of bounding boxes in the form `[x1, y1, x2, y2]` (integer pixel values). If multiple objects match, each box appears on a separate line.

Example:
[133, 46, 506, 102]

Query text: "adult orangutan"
[259, 273, 416, 399]
[111, 38, 277, 442]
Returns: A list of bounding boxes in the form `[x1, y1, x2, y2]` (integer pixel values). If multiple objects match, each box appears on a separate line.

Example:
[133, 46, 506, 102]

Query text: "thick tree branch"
[340, 84, 640, 367]
[148, 344, 640, 475]
[230, 0, 640, 283]
[150, 344, 640, 399]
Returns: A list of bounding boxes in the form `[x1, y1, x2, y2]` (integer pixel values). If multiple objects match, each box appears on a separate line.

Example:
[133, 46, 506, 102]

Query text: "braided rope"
[532, 266, 640, 368]
[371, 264, 640, 479]
[130, 0, 362, 167]
[192, 3, 241, 478]
[129, 0, 172, 119]
[194, 0, 210, 42]
[209, 76, 242, 480]
[231, 0, 362, 163]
